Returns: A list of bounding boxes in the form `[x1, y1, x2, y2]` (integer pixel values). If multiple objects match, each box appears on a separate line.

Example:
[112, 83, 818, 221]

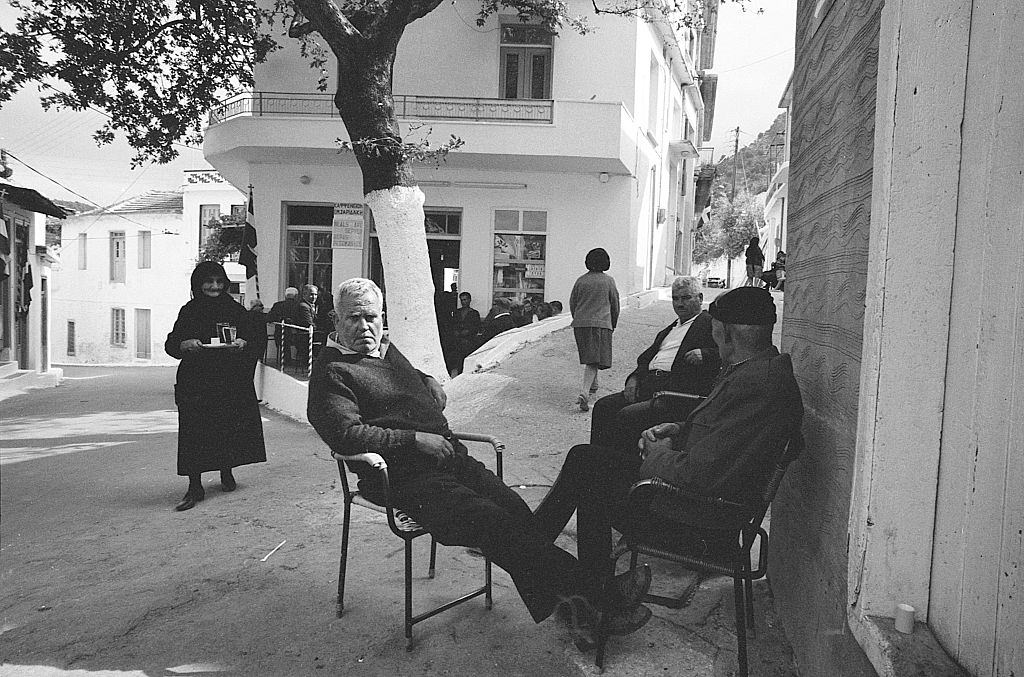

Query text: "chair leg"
[484, 557, 493, 610]
[734, 573, 748, 677]
[337, 500, 352, 617]
[405, 538, 415, 651]
[744, 575, 756, 635]
[594, 615, 608, 673]
[428, 537, 437, 579]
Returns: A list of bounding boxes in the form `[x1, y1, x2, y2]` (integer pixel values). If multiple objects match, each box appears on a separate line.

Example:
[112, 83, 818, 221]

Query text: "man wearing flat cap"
[534, 286, 803, 576]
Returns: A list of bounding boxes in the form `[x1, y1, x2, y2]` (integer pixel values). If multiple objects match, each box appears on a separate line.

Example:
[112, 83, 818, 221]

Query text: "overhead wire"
[4, 151, 155, 230]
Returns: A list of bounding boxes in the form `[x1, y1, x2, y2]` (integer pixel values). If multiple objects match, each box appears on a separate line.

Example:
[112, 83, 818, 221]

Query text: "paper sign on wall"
[332, 204, 365, 249]
[525, 264, 545, 278]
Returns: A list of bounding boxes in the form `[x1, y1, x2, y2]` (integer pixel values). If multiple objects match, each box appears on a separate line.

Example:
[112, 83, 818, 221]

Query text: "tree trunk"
[335, 44, 446, 381]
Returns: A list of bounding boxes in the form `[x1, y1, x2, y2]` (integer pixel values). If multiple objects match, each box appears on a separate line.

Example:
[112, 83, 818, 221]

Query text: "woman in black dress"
[165, 261, 267, 511]
[744, 236, 765, 287]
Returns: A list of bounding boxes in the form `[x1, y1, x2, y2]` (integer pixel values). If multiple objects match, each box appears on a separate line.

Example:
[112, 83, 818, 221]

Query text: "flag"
[238, 186, 258, 280]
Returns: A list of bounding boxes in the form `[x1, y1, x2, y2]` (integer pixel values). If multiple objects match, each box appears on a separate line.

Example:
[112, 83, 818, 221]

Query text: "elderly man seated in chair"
[307, 278, 654, 647]
[590, 275, 721, 452]
[534, 287, 803, 639]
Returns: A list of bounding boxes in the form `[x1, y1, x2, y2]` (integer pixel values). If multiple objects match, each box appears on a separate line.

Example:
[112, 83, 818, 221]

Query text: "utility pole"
[726, 127, 739, 288]
[730, 126, 739, 201]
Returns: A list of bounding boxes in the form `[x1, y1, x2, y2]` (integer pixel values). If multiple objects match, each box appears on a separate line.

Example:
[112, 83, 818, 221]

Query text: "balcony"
[204, 91, 637, 181]
[208, 92, 554, 125]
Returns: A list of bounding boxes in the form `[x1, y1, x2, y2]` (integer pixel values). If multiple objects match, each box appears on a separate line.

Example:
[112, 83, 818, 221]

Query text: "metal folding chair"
[594, 430, 804, 676]
[333, 432, 504, 650]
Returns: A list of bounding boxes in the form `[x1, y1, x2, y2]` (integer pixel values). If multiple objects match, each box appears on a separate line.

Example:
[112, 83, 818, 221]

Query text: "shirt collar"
[326, 333, 389, 358]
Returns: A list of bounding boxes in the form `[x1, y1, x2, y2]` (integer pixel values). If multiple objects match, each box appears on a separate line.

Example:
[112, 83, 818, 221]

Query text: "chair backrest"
[759, 429, 804, 507]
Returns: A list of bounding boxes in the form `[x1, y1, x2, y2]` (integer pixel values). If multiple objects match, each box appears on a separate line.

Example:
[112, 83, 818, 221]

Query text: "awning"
[0, 182, 67, 218]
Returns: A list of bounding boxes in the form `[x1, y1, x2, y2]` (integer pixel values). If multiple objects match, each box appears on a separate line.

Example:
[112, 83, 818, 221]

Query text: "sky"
[0, 0, 795, 207]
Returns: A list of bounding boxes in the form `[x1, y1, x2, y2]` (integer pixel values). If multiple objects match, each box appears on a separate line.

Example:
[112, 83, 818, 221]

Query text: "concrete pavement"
[0, 287, 796, 677]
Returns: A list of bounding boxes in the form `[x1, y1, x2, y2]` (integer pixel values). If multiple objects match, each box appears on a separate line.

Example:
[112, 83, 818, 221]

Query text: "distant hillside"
[713, 112, 786, 200]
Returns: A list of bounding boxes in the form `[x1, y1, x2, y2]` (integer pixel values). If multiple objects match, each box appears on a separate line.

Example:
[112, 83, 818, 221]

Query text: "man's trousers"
[389, 453, 595, 623]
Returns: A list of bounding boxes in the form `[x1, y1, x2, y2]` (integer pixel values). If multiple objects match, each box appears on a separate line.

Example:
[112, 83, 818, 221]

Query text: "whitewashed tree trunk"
[364, 185, 447, 382]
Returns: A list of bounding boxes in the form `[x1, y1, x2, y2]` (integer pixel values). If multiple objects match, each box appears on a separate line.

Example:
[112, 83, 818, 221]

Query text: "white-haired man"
[308, 278, 654, 647]
[590, 276, 721, 453]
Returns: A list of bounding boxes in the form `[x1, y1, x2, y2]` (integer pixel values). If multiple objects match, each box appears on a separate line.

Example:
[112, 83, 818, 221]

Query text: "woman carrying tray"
[165, 261, 267, 511]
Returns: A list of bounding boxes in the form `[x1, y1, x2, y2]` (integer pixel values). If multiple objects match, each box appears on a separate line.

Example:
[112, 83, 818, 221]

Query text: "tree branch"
[83, 18, 193, 67]
[292, 0, 364, 48]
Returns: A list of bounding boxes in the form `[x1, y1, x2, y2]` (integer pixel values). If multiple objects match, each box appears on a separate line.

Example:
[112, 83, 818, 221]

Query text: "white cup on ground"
[894, 603, 915, 634]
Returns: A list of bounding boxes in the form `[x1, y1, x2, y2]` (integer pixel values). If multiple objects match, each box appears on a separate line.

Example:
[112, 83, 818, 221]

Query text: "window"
[67, 321, 76, 356]
[138, 231, 151, 269]
[492, 209, 547, 303]
[199, 204, 220, 247]
[111, 308, 126, 345]
[230, 204, 246, 220]
[499, 22, 552, 100]
[648, 55, 662, 135]
[77, 233, 87, 269]
[285, 204, 334, 293]
[109, 231, 126, 282]
[135, 308, 151, 358]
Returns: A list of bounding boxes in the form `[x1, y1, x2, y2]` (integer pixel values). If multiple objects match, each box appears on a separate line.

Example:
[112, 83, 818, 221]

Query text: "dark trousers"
[388, 453, 595, 623]
[533, 444, 643, 581]
[534, 445, 737, 577]
[590, 386, 698, 451]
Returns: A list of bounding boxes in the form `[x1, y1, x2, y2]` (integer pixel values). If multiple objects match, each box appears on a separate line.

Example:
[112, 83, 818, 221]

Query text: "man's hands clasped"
[638, 422, 680, 461]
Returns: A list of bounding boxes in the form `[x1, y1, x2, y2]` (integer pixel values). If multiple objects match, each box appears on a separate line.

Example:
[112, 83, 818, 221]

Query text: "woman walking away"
[744, 236, 765, 287]
[570, 248, 620, 412]
[165, 261, 267, 511]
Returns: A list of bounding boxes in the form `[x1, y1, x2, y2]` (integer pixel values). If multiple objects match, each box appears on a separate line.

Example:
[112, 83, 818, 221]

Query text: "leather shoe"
[603, 603, 653, 636]
[220, 470, 237, 492]
[608, 564, 652, 611]
[174, 487, 205, 511]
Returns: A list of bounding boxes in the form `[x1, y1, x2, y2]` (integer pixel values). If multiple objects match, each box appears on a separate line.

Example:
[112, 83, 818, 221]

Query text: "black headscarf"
[190, 261, 231, 300]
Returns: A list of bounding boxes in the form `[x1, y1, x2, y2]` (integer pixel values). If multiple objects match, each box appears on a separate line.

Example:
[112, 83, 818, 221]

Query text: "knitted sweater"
[307, 343, 451, 484]
[569, 271, 620, 329]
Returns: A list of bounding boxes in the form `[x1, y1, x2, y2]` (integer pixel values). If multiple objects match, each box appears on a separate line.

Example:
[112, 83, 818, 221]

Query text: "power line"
[4, 151, 153, 230]
[717, 48, 793, 74]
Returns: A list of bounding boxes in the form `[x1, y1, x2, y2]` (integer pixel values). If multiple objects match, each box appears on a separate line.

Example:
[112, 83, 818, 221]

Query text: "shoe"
[174, 487, 205, 511]
[608, 564, 652, 611]
[577, 394, 589, 412]
[603, 603, 653, 636]
[220, 470, 237, 492]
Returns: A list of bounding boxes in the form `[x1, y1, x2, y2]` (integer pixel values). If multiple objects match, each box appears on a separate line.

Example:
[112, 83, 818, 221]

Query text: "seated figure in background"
[534, 286, 803, 584]
[590, 276, 721, 453]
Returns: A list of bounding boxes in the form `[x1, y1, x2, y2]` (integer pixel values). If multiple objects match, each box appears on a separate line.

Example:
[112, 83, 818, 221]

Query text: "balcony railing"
[208, 92, 554, 125]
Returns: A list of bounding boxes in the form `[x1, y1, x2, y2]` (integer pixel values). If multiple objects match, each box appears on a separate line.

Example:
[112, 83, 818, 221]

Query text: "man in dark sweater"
[307, 278, 652, 646]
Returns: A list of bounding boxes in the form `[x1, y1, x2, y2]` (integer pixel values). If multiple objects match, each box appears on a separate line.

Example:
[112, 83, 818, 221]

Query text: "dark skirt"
[574, 327, 613, 369]
[175, 380, 266, 475]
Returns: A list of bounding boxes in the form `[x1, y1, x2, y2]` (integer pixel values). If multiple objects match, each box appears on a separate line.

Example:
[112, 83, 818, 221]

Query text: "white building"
[52, 174, 246, 365]
[203, 0, 719, 312]
[0, 182, 63, 375]
[761, 76, 791, 269]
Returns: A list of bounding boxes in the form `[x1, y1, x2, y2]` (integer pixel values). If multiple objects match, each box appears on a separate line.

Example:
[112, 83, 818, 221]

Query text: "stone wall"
[769, 1, 880, 674]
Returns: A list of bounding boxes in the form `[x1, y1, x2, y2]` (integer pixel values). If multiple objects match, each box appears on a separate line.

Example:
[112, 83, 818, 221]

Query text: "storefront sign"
[332, 204, 365, 249]
[525, 264, 545, 278]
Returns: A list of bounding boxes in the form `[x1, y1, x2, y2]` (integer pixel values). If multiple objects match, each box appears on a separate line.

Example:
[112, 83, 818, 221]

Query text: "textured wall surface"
[770, 1, 880, 674]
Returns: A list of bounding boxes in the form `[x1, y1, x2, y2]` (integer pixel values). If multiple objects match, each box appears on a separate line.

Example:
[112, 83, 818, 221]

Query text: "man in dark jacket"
[590, 276, 721, 452]
[534, 286, 802, 574]
[307, 278, 654, 644]
[267, 286, 312, 366]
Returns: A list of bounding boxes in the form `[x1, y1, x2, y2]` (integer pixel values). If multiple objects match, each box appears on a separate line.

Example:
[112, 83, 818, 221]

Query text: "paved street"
[0, 289, 795, 677]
